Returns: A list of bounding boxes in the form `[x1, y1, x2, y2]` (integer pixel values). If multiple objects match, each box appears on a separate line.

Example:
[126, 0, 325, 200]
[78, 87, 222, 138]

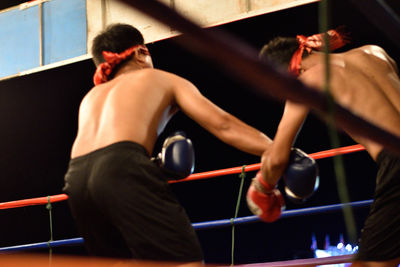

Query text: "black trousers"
[355, 149, 400, 261]
[63, 141, 203, 262]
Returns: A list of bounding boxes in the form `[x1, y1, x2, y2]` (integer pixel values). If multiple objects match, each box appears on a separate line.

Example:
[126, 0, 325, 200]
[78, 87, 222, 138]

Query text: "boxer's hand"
[283, 148, 319, 203]
[246, 171, 285, 222]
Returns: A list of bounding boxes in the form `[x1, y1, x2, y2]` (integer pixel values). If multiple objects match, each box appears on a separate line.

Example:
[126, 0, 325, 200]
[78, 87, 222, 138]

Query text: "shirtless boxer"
[62, 23, 272, 264]
[253, 29, 400, 266]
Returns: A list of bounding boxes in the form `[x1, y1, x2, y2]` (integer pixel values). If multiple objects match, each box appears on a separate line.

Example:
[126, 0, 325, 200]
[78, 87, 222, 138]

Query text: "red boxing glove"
[246, 171, 285, 222]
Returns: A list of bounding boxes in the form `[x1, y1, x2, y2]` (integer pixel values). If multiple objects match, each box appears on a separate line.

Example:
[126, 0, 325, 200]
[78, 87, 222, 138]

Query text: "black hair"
[91, 23, 145, 67]
[259, 37, 310, 71]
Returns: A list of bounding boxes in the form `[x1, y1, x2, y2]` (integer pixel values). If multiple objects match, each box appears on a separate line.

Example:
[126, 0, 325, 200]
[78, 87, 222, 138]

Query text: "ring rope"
[231, 165, 247, 266]
[0, 144, 365, 210]
[170, 144, 365, 183]
[0, 242, 353, 266]
[0, 194, 68, 210]
[46, 196, 53, 263]
[0, 238, 84, 253]
[233, 254, 353, 266]
[192, 199, 372, 230]
[0, 200, 372, 253]
[0, 145, 368, 260]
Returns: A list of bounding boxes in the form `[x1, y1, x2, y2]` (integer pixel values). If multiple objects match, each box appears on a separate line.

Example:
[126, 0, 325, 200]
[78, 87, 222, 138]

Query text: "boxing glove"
[153, 131, 195, 180]
[246, 171, 285, 222]
[283, 148, 319, 203]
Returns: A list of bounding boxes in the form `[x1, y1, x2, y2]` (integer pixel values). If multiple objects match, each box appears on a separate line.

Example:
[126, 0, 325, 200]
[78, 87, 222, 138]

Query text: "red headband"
[93, 45, 149, 85]
[288, 28, 349, 76]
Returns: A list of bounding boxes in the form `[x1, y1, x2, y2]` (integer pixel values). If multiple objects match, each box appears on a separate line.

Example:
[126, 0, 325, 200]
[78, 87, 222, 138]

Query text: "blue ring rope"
[0, 238, 84, 252]
[0, 200, 372, 253]
[193, 199, 372, 230]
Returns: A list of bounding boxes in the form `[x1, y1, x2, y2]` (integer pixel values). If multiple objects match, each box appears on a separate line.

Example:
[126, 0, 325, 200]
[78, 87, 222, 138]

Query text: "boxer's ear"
[134, 47, 153, 68]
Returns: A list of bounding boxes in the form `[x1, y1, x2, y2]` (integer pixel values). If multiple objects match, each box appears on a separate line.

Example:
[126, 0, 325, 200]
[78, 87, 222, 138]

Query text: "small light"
[315, 249, 331, 258]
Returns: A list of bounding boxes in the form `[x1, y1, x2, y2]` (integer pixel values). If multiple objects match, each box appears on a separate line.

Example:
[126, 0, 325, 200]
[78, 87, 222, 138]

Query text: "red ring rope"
[0, 144, 365, 209]
[169, 144, 365, 183]
[0, 194, 68, 210]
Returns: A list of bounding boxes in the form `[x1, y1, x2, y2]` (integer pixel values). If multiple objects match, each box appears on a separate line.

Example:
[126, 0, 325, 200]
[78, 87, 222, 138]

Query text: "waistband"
[376, 149, 386, 166]
[69, 141, 149, 164]
[375, 148, 400, 166]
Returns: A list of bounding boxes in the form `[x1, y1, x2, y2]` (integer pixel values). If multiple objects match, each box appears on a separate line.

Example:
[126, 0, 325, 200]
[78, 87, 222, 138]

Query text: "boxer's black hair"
[259, 37, 309, 71]
[92, 23, 145, 67]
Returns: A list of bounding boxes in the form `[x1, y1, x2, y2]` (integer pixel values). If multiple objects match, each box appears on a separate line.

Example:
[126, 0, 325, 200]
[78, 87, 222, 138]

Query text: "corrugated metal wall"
[0, 0, 87, 79]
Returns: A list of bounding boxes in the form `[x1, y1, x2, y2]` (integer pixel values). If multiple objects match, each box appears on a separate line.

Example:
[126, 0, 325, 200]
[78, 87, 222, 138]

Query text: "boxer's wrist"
[255, 171, 276, 193]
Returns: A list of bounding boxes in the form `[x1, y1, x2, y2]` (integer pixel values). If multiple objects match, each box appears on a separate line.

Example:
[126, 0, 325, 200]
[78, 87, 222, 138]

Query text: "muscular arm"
[170, 74, 272, 156]
[260, 101, 309, 185]
[260, 67, 326, 185]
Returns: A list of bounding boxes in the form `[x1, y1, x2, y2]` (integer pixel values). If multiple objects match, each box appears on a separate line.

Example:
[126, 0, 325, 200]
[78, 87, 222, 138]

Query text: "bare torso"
[301, 45, 400, 160]
[71, 63, 272, 159]
[71, 68, 178, 158]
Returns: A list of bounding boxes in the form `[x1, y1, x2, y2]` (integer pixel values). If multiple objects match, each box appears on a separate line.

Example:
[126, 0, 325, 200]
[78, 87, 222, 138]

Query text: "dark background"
[0, 0, 399, 265]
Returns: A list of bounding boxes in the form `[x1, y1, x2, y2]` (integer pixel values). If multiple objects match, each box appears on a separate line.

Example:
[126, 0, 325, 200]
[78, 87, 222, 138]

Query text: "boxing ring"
[0, 0, 399, 266]
[0, 144, 372, 266]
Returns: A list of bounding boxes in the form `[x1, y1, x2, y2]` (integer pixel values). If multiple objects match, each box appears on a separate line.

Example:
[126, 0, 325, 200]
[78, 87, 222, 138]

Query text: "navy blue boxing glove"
[153, 131, 195, 180]
[283, 148, 319, 203]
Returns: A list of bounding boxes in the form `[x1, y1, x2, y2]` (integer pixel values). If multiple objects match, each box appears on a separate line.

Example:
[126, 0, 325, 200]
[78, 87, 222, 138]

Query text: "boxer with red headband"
[63, 23, 273, 265]
[288, 28, 349, 76]
[93, 45, 150, 85]
[257, 29, 400, 267]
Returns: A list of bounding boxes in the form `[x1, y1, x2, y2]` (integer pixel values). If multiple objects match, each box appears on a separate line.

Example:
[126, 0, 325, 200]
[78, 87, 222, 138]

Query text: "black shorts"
[63, 141, 203, 262]
[355, 149, 400, 261]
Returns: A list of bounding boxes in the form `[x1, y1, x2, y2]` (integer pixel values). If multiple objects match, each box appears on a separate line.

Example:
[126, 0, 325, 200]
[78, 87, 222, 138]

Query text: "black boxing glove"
[152, 131, 195, 180]
[283, 148, 319, 203]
